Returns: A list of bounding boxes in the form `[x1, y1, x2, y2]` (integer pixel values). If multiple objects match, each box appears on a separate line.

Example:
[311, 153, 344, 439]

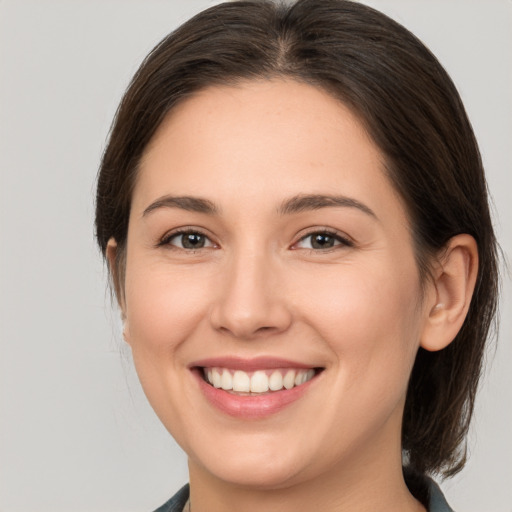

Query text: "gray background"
[0, 1, 510, 510]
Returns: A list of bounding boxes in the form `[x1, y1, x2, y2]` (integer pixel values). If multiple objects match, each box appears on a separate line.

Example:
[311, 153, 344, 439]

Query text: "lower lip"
[192, 368, 317, 420]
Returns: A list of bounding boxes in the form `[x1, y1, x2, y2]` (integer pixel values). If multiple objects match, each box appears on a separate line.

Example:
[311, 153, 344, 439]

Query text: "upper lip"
[189, 356, 320, 372]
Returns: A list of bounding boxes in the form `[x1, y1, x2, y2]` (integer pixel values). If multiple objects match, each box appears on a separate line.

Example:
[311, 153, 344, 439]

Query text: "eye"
[161, 230, 215, 250]
[294, 230, 353, 250]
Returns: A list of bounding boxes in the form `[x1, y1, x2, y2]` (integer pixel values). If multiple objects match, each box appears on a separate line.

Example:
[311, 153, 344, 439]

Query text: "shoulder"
[426, 477, 455, 512]
[152, 484, 189, 512]
[404, 468, 454, 512]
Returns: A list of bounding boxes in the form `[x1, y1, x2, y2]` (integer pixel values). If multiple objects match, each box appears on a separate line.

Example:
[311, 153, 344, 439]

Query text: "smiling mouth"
[200, 367, 322, 395]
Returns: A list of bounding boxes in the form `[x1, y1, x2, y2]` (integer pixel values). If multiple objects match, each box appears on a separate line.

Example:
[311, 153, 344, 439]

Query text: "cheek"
[292, 260, 423, 453]
[123, 259, 215, 355]
[122, 256, 219, 436]
[297, 257, 423, 386]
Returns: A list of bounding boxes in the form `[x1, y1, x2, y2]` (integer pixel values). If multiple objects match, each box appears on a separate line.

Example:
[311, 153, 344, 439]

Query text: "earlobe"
[122, 320, 131, 344]
[106, 237, 128, 325]
[106, 237, 118, 272]
[420, 234, 478, 352]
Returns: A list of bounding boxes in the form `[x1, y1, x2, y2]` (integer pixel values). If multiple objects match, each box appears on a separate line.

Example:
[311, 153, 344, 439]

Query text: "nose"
[209, 248, 293, 340]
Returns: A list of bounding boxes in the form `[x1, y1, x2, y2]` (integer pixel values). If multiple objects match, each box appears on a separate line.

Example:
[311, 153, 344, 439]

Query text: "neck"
[188, 440, 426, 512]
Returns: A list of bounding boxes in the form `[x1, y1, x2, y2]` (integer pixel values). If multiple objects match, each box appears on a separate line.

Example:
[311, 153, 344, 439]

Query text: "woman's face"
[120, 80, 432, 489]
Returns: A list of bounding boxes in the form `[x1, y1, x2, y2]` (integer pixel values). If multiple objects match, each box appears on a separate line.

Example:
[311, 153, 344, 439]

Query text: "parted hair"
[95, 0, 499, 478]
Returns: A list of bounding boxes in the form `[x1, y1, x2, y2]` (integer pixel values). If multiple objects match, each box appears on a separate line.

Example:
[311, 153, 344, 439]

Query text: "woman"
[95, 1, 499, 511]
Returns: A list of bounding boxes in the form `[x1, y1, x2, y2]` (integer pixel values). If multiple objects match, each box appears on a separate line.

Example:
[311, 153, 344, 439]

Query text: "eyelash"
[293, 229, 354, 252]
[158, 228, 214, 251]
[157, 228, 354, 252]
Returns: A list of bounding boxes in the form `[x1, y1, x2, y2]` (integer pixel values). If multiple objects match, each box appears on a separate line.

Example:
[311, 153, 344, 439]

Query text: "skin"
[108, 79, 478, 512]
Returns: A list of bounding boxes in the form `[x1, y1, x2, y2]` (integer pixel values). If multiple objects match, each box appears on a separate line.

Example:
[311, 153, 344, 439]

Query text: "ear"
[420, 234, 478, 352]
[106, 238, 130, 342]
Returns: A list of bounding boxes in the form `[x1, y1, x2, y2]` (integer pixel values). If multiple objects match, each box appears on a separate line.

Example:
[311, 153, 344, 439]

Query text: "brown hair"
[95, 0, 499, 478]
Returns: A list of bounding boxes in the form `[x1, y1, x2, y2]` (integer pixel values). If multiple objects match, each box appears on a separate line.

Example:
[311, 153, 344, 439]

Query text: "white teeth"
[232, 370, 250, 392]
[212, 369, 222, 388]
[283, 370, 296, 390]
[205, 367, 316, 393]
[250, 371, 269, 393]
[268, 370, 283, 391]
[221, 369, 232, 390]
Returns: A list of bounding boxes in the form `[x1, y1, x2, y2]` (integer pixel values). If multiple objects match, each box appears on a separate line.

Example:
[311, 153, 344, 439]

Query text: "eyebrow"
[142, 193, 376, 219]
[278, 194, 377, 218]
[142, 195, 220, 217]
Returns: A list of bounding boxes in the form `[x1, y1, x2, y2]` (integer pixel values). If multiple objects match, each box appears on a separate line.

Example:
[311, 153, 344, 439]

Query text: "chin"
[201, 456, 307, 490]
[185, 432, 315, 490]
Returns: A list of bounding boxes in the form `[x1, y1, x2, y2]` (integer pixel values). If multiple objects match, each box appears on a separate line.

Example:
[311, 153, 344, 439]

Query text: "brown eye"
[163, 231, 214, 250]
[295, 231, 352, 250]
[310, 233, 337, 249]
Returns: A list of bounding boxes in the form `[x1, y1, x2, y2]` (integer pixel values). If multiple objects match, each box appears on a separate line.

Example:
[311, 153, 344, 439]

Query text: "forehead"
[134, 79, 407, 227]
[141, 79, 378, 172]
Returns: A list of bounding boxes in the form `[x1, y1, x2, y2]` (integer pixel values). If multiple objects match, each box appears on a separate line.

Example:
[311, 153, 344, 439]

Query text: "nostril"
[255, 326, 276, 333]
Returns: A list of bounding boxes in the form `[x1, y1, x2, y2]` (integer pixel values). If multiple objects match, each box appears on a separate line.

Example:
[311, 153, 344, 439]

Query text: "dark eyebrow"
[142, 193, 376, 219]
[142, 195, 220, 217]
[278, 194, 377, 218]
